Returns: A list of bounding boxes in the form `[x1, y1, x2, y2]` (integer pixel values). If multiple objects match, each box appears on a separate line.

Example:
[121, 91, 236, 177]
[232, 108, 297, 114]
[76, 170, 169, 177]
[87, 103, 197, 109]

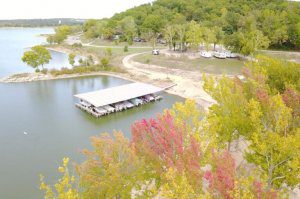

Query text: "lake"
[0, 28, 73, 78]
[0, 29, 183, 198]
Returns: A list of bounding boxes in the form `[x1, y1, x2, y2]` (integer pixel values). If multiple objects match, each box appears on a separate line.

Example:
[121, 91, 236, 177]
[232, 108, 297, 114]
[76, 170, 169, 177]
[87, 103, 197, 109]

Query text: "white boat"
[95, 107, 108, 115]
[80, 100, 91, 107]
[214, 52, 227, 59]
[145, 95, 155, 102]
[114, 102, 127, 111]
[200, 51, 213, 58]
[154, 95, 163, 101]
[229, 53, 238, 58]
[130, 98, 143, 106]
[102, 105, 115, 113]
[124, 101, 135, 109]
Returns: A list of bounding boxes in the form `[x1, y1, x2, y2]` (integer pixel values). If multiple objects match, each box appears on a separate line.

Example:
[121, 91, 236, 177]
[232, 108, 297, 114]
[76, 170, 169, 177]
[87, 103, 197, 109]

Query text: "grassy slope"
[133, 53, 245, 76]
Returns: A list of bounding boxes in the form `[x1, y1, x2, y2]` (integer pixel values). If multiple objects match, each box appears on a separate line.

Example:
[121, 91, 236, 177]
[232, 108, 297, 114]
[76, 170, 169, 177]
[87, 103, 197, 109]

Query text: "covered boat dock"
[74, 82, 164, 118]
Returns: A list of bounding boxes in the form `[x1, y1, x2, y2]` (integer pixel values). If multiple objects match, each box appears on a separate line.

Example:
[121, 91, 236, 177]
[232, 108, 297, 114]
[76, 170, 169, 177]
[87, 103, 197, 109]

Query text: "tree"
[119, 16, 137, 43]
[288, 22, 300, 49]
[202, 27, 216, 51]
[22, 45, 52, 71]
[40, 158, 79, 199]
[41, 99, 285, 198]
[204, 56, 300, 190]
[164, 25, 177, 50]
[141, 15, 165, 48]
[260, 9, 289, 46]
[100, 58, 110, 68]
[68, 53, 76, 66]
[47, 25, 72, 44]
[246, 96, 299, 190]
[212, 26, 224, 51]
[225, 28, 269, 56]
[186, 21, 203, 50]
[175, 24, 187, 52]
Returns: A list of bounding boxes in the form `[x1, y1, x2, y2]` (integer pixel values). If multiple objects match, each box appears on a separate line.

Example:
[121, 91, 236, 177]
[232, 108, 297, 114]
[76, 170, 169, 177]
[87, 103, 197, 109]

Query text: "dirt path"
[122, 51, 215, 108]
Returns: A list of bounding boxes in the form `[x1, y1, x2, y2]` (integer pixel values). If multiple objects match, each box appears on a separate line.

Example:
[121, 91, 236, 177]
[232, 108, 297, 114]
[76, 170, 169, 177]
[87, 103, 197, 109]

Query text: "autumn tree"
[204, 56, 300, 190]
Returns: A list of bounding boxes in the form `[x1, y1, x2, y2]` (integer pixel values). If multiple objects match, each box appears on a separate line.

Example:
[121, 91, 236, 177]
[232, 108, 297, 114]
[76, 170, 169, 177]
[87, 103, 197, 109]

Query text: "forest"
[82, 0, 300, 54]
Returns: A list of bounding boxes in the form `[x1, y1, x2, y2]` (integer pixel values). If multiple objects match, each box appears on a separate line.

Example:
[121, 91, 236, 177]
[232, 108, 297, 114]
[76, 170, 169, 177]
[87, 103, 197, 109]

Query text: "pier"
[74, 82, 164, 118]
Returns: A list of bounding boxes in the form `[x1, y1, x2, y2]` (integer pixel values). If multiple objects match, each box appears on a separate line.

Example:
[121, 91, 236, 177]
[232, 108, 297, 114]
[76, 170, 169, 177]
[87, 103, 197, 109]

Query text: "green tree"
[68, 53, 76, 66]
[225, 28, 269, 56]
[100, 58, 110, 68]
[119, 16, 137, 43]
[22, 45, 52, 71]
[186, 21, 203, 50]
[141, 15, 165, 48]
[212, 26, 224, 51]
[48, 25, 72, 44]
[202, 27, 216, 51]
[164, 25, 177, 50]
[175, 24, 187, 52]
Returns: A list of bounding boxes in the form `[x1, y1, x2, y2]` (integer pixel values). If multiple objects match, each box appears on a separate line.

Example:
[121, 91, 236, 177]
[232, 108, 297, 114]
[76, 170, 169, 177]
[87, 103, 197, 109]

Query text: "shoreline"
[0, 45, 215, 108]
[0, 71, 191, 103]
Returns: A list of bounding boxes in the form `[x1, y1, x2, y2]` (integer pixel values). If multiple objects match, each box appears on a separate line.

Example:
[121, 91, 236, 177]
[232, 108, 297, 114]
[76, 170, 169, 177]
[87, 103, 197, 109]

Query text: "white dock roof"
[74, 83, 164, 107]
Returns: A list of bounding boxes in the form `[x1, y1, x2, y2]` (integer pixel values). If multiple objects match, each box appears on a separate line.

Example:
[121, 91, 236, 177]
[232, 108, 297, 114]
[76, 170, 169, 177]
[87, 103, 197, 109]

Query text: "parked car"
[133, 37, 142, 42]
[152, 49, 160, 55]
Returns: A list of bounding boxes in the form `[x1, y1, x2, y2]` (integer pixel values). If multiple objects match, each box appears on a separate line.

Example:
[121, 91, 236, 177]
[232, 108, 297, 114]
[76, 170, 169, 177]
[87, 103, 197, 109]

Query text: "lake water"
[0, 29, 183, 198]
[0, 28, 73, 78]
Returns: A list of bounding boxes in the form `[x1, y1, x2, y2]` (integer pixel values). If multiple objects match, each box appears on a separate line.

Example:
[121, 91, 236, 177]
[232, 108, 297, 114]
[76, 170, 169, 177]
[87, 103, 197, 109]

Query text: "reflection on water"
[0, 76, 183, 198]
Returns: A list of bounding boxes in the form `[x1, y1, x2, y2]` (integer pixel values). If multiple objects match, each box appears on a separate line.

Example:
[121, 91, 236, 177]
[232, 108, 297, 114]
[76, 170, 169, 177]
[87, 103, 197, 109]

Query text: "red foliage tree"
[131, 111, 202, 186]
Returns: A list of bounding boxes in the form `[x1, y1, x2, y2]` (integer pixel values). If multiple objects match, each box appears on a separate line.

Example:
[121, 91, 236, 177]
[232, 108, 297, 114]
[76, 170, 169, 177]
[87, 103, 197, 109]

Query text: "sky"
[0, 0, 154, 20]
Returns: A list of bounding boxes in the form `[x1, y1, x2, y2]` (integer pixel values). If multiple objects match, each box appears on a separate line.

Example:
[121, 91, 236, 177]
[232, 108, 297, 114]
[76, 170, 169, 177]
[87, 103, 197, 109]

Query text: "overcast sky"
[0, 0, 154, 20]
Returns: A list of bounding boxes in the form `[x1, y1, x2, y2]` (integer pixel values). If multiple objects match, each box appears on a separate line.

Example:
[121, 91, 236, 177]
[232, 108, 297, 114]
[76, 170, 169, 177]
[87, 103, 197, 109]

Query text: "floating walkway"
[74, 83, 165, 118]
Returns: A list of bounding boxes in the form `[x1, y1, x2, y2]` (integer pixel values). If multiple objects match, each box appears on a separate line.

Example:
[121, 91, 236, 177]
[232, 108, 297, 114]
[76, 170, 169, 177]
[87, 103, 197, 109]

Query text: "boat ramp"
[74, 82, 165, 118]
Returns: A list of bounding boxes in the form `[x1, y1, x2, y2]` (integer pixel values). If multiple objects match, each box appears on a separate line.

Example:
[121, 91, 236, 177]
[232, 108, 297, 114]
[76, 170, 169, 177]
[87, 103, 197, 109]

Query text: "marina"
[75, 82, 165, 118]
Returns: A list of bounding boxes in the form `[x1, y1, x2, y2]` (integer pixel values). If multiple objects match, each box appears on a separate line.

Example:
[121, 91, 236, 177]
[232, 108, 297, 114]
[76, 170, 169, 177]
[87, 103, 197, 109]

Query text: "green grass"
[133, 53, 245, 75]
[81, 36, 166, 48]
[258, 50, 300, 63]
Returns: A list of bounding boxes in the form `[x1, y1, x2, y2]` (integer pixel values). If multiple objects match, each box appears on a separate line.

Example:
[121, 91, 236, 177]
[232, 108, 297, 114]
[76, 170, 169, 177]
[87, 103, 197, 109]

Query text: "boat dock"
[74, 82, 165, 118]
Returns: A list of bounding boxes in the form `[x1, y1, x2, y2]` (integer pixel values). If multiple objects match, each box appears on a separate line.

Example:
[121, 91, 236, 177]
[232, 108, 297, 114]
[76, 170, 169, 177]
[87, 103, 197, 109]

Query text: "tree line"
[82, 0, 300, 55]
[0, 18, 84, 27]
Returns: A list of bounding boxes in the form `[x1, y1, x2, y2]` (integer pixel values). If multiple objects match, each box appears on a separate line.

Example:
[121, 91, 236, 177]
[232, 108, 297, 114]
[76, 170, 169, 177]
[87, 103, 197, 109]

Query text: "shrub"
[35, 68, 40, 73]
[124, 45, 128, 52]
[41, 68, 48, 74]
[101, 58, 110, 67]
[72, 43, 82, 48]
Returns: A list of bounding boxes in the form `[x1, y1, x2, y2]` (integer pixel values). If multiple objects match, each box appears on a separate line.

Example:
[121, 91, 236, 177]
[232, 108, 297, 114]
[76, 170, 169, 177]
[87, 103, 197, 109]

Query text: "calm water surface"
[0, 28, 183, 198]
[0, 28, 72, 77]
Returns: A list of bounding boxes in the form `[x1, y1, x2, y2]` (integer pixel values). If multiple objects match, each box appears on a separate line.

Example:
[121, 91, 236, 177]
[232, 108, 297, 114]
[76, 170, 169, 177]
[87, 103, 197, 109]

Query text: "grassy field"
[259, 50, 300, 63]
[80, 36, 166, 48]
[133, 53, 246, 75]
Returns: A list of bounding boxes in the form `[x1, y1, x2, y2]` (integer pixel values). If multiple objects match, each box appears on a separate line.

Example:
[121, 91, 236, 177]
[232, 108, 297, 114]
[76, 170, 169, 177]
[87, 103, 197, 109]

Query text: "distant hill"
[0, 18, 85, 27]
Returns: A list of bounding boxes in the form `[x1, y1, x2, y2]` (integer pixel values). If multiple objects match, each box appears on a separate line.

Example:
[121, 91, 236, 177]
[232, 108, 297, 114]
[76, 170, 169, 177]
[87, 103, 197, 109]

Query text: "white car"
[152, 49, 160, 55]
